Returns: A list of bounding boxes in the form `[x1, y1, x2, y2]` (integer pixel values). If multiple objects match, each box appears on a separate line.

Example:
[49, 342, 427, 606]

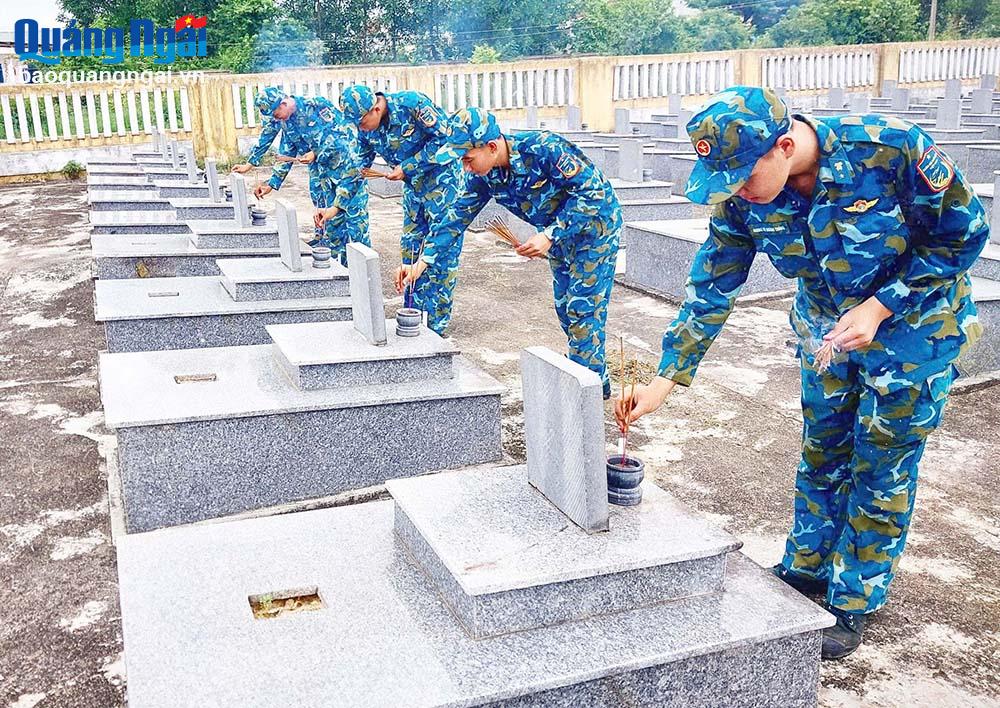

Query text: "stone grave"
[113, 346, 832, 707]
[848, 93, 871, 113]
[618, 139, 644, 182]
[971, 88, 994, 115]
[614, 107, 631, 135]
[367, 157, 404, 199]
[90, 175, 278, 242]
[828, 86, 846, 108]
[961, 277, 1000, 376]
[566, 104, 583, 130]
[99, 242, 503, 532]
[620, 218, 789, 299]
[94, 201, 352, 352]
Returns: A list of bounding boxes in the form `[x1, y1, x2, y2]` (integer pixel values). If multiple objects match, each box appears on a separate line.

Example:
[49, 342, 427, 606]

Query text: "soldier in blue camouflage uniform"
[433, 108, 622, 397]
[614, 86, 989, 658]
[232, 86, 370, 265]
[340, 85, 468, 334]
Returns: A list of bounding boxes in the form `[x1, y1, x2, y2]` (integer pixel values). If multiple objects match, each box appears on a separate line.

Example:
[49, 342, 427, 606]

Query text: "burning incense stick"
[362, 167, 390, 179]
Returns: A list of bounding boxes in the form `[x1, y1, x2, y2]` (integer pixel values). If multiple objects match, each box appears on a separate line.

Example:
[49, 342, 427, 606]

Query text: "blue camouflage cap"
[432, 107, 502, 164]
[340, 85, 377, 124]
[254, 86, 285, 117]
[684, 86, 791, 205]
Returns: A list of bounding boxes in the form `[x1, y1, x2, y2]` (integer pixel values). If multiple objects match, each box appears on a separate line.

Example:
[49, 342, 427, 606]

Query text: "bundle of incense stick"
[361, 167, 390, 179]
[814, 340, 837, 373]
[275, 155, 305, 164]
[484, 215, 521, 248]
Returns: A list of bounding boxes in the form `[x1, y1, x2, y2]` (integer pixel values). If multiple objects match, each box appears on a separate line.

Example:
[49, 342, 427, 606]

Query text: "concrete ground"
[1, 169, 998, 707]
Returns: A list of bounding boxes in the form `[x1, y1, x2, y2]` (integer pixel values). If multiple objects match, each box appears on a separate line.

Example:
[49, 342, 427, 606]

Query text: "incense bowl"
[607, 455, 644, 506]
[395, 308, 422, 337]
[311, 247, 332, 269]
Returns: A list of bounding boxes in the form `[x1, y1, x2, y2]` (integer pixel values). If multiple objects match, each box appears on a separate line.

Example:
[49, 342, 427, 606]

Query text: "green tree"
[572, 0, 682, 55]
[764, 0, 921, 46]
[470, 44, 502, 63]
[678, 9, 752, 51]
[685, 0, 803, 32]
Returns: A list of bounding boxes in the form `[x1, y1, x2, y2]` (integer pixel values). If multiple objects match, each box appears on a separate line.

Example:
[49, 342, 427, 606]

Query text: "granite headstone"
[346, 242, 387, 346]
[521, 346, 609, 534]
[275, 199, 303, 272]
[614, 108, 630, 135]
[230, 174, 252, 228]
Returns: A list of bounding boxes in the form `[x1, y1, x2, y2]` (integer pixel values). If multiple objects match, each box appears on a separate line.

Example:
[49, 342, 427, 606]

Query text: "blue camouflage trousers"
[401, 165, 467, 334]
[780, 352, 955, 615]
[548, 230, 620, 397]
[311, 173, 370, 266]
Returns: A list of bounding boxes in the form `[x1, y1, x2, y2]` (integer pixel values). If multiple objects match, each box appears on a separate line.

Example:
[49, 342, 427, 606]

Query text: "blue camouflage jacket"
[356, 91, 452, 179]
[659, 114, 989, 393]
[459, 131, 623, 250]
[246, 96, 363, 210]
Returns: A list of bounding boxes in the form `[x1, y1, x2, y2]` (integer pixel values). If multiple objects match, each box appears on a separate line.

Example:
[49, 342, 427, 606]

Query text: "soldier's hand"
[385, 166, 405, 181]
[314, 207, 338, 228]
[824, 296, 893, 352]
[298, 151, 316, 165]
[399, 260, 428, 292]
[231, 163, 253, 174]
[614, 377, 676, 431]
[253, 184, 273, 200]
[515, 233, 552, 259]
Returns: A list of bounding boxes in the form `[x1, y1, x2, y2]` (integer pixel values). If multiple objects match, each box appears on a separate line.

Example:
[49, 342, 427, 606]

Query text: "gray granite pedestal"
[114, 493, 832, 707]
[91, 233, 312, 279]
[100, 342, 503, 531]
[94, 275, 352, 352]
[621, 219, 789, 299]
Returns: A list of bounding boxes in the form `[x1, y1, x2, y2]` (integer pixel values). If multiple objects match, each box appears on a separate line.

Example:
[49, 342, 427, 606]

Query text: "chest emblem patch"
[556, 153, 581, 178]
[319, 107, 334, 123]
[844, 198, 878, 214]
[916, 146, 955, 193]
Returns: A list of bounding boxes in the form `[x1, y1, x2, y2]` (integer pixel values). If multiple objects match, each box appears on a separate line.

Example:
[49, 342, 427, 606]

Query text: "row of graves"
[87, 130, 834, 705]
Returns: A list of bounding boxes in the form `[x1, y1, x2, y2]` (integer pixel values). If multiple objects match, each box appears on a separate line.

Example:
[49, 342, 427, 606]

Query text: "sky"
[0, 0, 64, 32]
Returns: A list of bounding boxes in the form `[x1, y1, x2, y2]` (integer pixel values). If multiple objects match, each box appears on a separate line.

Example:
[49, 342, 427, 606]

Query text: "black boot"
[821, 607, 868, 660]
[772, 563, 828, 597]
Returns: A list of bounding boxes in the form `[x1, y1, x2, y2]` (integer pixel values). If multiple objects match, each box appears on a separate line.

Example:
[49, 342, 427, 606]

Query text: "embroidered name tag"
[749, 223, 788, 235]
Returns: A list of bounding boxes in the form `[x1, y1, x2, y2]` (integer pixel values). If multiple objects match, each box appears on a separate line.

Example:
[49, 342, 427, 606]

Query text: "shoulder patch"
[319, 107, 334, 123]
[916, 146, 955, 193]
[556, 153, 581, 179]
[417, 105, 438, 127]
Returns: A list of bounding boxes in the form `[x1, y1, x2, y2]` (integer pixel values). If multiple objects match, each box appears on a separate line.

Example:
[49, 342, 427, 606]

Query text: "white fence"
[613, 55, 735, 100]
[898, 44, 1000, 83]
[762, 48, 879, 90]
[0, 85, 191, 145]
[435, 67, 575, 112]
